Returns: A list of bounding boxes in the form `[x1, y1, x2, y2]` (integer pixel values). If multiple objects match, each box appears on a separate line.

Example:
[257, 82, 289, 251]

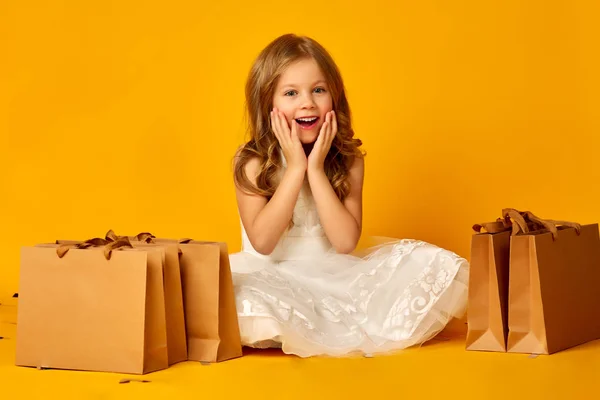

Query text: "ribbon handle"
[502, 208, 581, 240]
[473, 208, 582, 240]
[106, 229, 193, 245]
[57, 237, 133, 260]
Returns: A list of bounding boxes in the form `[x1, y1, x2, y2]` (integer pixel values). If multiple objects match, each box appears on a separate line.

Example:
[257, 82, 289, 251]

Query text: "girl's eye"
[284, 90, 297, 96]
[314, 87, 326, 93]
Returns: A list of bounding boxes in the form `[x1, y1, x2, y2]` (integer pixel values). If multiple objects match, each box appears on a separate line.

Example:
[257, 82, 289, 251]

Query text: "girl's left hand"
[308, 110, 337, 173]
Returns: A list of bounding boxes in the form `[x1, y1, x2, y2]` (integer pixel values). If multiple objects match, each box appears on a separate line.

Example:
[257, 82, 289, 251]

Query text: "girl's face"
[272, 58, 333, 144]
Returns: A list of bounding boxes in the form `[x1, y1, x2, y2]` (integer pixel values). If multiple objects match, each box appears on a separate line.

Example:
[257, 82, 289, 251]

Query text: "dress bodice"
[240, 164, 332, 261]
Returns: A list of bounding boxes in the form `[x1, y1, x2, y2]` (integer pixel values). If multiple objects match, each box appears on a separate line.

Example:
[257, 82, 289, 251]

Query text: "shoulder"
[350, 154, 364, 171]
[234, 147, 262, 183]
[244, 157, 261, 182]
[348, 155, 365, 182]
[343, 155, 364, 199]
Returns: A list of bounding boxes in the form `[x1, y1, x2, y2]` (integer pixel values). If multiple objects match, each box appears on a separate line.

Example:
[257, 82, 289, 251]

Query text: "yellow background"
[1, 0, 599, 295]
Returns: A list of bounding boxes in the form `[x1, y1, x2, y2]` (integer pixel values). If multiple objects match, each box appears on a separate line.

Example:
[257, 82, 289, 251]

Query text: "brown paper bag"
[177, 239, 242, 362]
[106, 231, 243, 363]
[505, 210, 600, 354]
[16, 239, 169, 374]
[57, 237, 188, 365]
[133, 241, 187, 365]
[465, 224, 511, 352]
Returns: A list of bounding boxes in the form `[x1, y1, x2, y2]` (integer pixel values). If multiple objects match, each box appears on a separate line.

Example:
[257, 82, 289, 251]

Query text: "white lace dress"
[229, 167, 469, 358]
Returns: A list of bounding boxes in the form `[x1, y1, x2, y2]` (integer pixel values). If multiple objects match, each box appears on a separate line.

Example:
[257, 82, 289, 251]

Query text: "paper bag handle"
[57, 237, 133, 260]
[105, 230, 156, 243]
[501, 208, 582, 240]
[106, 229, 192, 245]
[472, 219, 511, 234]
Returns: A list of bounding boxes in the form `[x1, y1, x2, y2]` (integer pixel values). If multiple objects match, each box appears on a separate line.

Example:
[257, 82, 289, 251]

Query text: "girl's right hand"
[271, 108, 307, 172]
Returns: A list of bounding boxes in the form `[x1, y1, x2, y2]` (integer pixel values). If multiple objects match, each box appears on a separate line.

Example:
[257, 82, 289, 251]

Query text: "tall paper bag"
[124, 241, 187, 365]
[507, 221, 600, 354]
[177, 240, 243, 362]
[57, 237, 187, 365]
[16, 240, 169, 374]
[466, 226, 511, 352]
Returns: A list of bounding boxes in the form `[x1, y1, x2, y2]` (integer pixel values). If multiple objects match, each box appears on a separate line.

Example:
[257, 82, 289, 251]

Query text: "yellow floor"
[1, 293, 598, 399]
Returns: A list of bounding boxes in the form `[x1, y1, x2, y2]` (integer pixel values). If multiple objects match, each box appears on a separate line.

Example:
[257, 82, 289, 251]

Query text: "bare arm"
[235, 108, 310, 255]
[235, 157, 306, 255]
[307, 156, 364, 253]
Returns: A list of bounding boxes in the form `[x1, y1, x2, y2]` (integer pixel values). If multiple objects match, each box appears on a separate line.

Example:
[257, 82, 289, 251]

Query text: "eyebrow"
[279, 80, 327, 88]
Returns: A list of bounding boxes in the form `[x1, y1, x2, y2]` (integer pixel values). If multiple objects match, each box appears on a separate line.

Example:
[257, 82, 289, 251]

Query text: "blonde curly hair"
[234, 33, 364, 201]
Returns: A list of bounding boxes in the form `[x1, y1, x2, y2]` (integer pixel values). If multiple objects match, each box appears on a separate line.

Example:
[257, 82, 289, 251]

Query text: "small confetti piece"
[200, 361, 211, 366]
[119, 379, 151, 384]
[0, 337, 4, 340]
[12, 293, 18, 298]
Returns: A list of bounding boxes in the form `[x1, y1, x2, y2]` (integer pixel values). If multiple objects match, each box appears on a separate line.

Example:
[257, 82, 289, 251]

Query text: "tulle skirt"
[229, 237, 469, 358]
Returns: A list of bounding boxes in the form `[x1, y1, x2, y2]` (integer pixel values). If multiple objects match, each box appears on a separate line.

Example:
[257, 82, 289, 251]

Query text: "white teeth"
[297, 117, 317, 122]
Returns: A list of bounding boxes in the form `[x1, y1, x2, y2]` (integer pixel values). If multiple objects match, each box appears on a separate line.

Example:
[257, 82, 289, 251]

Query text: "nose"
[300, 92, 317, 110]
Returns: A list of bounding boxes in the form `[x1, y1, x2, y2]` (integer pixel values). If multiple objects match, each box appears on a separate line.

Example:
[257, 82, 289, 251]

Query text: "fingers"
[271, 108, 290, 147]
[314, 114, 328, 150]
[270, 109, 283, 143]
[279, 110, 291, 136]
[290, 118, 300, 144]
[314, 122, 326, 149]
[271, 108, 291, 146]
[318, 111, 333, 148]
[317, 112, 329, 142]
[316, 111, 336, 154]
[331, 110, 337, 137]
[328, 110, 337, 146]
[274, 109, 284, 140]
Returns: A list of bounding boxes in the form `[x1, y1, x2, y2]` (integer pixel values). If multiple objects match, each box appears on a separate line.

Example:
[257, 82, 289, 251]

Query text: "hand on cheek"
[270, 107, 308, 172]
[308, 110, 337, 173]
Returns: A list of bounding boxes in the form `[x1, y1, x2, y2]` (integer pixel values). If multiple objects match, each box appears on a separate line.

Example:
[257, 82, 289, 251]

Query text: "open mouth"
[295, 116, 319, 130]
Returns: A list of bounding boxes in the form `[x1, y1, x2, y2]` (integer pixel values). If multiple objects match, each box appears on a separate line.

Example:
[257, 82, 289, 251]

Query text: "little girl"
[229, 33, 469, 357]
